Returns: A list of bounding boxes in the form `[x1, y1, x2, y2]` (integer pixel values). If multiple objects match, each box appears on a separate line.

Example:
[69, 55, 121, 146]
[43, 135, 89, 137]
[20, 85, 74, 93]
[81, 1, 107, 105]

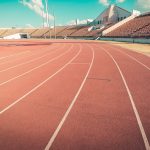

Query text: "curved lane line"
[0, 44, 73, 86]
[101, 46, 150, 150]
[0, 51, 30, 60]
[105, 45, 150, 71]
[44, 43, 94, 150]
[0, 44, 65, 73]
[0, 43, 61, 66]
[0, 44, 81, 114]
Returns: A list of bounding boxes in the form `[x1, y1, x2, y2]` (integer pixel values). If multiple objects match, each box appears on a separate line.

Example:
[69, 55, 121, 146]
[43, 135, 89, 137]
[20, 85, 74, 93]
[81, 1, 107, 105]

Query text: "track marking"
[0, 44, 81, 114]
[44, 44, 94, 150]
[0, 44, 65, 73]
[0, 43, 61, 66]
[0, 51, 30, 60]
[105, 45, 150, 71]
[101, 46, 150, 150]
[0, 44, 73, 86]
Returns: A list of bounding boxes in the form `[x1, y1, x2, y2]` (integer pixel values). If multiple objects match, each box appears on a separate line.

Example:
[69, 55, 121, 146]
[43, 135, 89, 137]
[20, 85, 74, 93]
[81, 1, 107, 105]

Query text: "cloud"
[25, 23, 35, 28]
[68, 20, 75, 25]
[67, 19, 93, 25]
[116, 0, 125, 3]
[32, 0, 43, 8]
[20, 0, 54, 21]
[99, 0, 109, 6]
[137, 0, 150, 11]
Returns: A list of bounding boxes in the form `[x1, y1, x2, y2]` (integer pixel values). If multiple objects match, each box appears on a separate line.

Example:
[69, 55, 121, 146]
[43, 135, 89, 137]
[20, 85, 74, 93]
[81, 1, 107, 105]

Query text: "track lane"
[48, 43, 146, 150]
[0, 51, 31, 61]
[101, 46, 150, 150]
[0, 46, 29, 58]
[98, 43, 150, 149]
[0, 40, 149, 150]
[45, 44, 94, 150]
[0, 41, 50, 59]
[0, 43, 61, 68]
[0, 43, 92, 150]
[105, 44, 150, 68]
[0, 43, 64, 75]
[0, 43, 68, 85]
[0, 43, 75, 111]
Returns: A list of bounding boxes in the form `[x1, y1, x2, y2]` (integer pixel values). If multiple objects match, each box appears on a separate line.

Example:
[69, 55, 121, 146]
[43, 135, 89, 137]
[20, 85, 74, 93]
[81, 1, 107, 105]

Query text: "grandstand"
[56, 25, 84, 38]
[104, 13, 150, 37]
[1, 29, 23, 37]
[21, 28, 38, 35]
[100, 12, 150, 43]
[0, 4, 150, 43]
[45, 26, 67, 38]
[0, 29, 8, 37]
[30, 28, 49, 38]
[0, 28, 37, 39]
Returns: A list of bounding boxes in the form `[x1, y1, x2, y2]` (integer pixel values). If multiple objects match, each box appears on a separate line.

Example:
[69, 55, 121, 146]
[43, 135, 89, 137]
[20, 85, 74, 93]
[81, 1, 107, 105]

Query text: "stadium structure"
[0, 4, 150, 43]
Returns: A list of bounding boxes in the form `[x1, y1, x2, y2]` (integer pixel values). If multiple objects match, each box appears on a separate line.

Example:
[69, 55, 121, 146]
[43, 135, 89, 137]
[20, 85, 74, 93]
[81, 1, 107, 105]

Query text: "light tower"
[53, 11, 56, 39]
[42, 10, 45, 28]
[45, 0, 51, 39]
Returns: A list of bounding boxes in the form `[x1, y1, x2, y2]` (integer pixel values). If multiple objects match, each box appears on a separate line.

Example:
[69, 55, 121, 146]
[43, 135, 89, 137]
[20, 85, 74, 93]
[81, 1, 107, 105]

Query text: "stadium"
[0, 0, 150, 150]
[0, 4, 150, 43]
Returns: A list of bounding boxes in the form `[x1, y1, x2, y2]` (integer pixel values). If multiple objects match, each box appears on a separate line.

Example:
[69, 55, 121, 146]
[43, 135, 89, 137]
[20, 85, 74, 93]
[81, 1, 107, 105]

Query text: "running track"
[0, 39, 149, 150]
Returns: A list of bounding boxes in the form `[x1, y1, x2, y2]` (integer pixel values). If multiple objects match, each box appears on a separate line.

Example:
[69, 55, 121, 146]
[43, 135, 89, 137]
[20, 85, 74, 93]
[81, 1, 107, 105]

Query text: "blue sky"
[0, 0, 149, 28]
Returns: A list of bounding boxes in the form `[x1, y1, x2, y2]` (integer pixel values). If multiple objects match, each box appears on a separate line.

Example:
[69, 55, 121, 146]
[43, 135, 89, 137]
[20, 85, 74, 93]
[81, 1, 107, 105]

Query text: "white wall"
[3, 33, 30, 39]
[94, 5, 131, 26]
[95, 6, 110, 23]
[100, 37, 150, 44]
[3, 34, 21, 39]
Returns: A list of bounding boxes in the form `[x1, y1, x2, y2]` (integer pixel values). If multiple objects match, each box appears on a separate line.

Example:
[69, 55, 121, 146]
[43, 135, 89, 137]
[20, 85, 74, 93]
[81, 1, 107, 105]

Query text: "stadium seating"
[105, 14, 150, 37]
[0, 28, 37, 38]
[87, 24, 113, 37]
[56, 26, 83, 37]
[70, 26, 90, 37]
[30, 28, 49, 38]
[132, 24, 150, 37]
[0, 29, 8, 37]
[21, 28, 38, 35]
[1, 29, 23, 37]
[43, 26, 68, 38]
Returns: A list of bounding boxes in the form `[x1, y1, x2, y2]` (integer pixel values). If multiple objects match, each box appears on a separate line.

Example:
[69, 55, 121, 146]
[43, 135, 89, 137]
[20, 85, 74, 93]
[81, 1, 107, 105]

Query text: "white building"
[92, 4, 131, 27]
[3, 33, 30, 39]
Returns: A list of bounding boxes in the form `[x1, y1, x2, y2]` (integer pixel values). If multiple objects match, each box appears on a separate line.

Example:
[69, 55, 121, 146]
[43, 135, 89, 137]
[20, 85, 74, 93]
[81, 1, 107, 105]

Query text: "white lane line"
[0, 51, 30, 60]
[0, 45, 81, 114]
[106, 45, 150, 71]
[0, 44, 73, 86]
[44, 44, 94, 150]
[0, 43, 60, 66]
[0, 44, 65, 73]
[101, 47, 150, 150]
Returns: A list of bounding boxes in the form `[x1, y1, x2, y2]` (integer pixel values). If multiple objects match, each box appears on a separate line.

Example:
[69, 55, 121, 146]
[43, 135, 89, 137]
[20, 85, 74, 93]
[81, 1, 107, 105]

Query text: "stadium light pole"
[42, 9, 47, 38]
[42, 10, 45, 28]
[45, 0, 48, 27]
[45, 0, 51, 39]
[53, 11, 56, 39]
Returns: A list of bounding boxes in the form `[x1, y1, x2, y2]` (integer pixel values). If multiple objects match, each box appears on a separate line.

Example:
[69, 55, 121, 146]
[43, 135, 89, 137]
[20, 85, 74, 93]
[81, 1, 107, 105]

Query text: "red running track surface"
[0, 39, 149, 150]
